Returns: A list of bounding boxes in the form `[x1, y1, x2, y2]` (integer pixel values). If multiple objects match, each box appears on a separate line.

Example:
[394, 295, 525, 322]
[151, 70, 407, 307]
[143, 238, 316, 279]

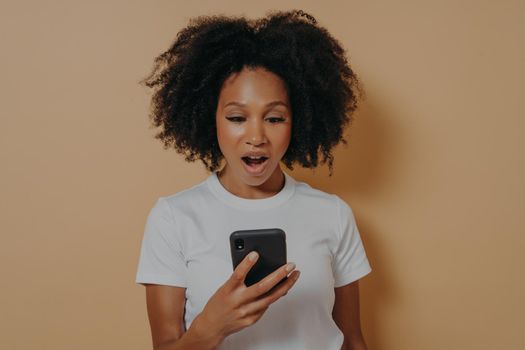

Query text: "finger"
[246, 262, 296, 298]
[228, 251, 259, 288]
[244, 270, 300, 315]
[259, 269, 300, 300]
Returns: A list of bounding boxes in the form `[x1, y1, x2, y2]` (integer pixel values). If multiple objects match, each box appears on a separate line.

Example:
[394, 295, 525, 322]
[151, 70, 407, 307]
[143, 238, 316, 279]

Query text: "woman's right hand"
[189, 251, 300, 344]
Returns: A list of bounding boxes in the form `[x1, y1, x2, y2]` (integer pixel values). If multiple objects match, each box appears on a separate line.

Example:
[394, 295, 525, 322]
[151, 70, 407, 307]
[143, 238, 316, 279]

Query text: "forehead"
[218, 67, 289, 107]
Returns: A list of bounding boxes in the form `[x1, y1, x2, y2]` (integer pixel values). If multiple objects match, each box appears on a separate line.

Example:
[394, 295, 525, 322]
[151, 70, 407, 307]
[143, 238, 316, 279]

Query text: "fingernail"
[285, 263, 295, 272]
[248, 252, 258, 261]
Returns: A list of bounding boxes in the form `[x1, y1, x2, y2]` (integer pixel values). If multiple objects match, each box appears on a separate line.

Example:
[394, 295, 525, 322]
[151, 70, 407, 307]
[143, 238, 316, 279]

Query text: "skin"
[333, 280, 368, 350]
[143, 66, 367, 349]
[215, 66, 292, 199]
[145, 253, 300, 350]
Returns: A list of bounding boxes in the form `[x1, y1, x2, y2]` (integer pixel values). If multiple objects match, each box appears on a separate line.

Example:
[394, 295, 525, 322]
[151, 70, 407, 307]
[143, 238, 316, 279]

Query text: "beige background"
[1, 0, 523, 349]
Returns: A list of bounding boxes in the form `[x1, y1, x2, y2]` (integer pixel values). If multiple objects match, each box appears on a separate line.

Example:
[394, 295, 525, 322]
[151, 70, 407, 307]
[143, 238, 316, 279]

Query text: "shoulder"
[143, 177, 213, 231]
[290, 177, 358, 235]
[156, 177, 211, 212]
[291, 177, 349, 214]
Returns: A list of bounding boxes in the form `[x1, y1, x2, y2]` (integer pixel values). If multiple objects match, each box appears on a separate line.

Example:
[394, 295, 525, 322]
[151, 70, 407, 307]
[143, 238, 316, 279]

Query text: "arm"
[142, 253, 300, 350]
[144, 284, 223, 350]
[332, 280, 368, 350]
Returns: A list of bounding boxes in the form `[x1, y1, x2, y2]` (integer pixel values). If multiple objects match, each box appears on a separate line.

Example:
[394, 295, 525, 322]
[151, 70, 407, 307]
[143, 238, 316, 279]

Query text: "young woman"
[135, 9, 372, 350]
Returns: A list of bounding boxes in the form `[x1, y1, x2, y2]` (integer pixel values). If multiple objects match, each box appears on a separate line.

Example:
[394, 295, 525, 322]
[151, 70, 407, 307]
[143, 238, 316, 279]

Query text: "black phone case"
[230, 228, 287, 287]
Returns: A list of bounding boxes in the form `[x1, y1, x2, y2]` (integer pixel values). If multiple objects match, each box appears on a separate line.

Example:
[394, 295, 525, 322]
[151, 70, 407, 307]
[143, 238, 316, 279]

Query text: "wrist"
[187, 314, 224, 349]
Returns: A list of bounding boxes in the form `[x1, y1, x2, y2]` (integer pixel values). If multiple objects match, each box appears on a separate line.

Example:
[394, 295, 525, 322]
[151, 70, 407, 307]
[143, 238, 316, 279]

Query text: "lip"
[241, 151, 270, 158]
[241, 156, 269, 176]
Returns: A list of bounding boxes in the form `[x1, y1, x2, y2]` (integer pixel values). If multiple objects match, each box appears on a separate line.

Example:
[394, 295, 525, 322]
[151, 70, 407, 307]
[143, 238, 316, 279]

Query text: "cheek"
[285, 124, 292, 142]
[222, 128, 241, 140]
[216, 121, 241, 148]
[272, 126, 292, 153]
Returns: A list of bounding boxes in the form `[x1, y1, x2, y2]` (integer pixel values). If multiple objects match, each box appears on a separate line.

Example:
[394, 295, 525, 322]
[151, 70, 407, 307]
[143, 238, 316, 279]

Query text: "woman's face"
[215, 66, 292, 189]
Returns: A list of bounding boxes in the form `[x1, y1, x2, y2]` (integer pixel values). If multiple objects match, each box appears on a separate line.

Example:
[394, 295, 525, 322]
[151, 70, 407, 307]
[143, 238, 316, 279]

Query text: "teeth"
[247, 156, 264, 159]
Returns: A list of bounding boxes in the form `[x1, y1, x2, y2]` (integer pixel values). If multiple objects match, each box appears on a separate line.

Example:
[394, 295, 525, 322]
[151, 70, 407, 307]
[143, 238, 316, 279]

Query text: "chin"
[240, 164, 276, 183]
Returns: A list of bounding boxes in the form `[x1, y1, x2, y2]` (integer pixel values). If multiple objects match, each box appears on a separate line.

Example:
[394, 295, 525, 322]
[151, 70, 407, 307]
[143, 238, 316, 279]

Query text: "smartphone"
[230, 228, 287, 287]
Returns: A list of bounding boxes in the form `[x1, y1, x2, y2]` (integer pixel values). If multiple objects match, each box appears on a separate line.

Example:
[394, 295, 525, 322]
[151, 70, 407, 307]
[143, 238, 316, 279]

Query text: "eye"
[266, 117, 286, 123]
[226, 115, 286, 123]
[226, 116, 245, 123]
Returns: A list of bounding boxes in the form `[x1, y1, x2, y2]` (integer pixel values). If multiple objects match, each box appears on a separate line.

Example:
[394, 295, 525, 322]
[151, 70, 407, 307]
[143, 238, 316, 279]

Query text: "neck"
[217, 166, 285, 199]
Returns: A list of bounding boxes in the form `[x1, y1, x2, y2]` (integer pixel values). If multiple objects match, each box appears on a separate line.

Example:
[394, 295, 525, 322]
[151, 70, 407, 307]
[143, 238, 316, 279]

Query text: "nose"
[246, 119, 267, 146]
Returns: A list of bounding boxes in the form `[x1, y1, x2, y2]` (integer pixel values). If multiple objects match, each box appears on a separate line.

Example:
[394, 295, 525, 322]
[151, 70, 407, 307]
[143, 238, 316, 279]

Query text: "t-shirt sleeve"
[135, 197, 188, 287]
[332, 196, 372, 288]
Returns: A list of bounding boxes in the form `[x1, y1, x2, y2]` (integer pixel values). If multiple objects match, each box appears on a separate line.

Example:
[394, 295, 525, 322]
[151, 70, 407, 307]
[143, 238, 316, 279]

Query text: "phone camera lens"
[234, 238, 244, 250]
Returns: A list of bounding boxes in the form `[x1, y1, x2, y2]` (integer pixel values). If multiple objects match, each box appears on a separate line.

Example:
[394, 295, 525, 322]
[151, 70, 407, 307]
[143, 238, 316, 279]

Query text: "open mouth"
[241, 156, 269, 175]
[241, 156, 269, 166]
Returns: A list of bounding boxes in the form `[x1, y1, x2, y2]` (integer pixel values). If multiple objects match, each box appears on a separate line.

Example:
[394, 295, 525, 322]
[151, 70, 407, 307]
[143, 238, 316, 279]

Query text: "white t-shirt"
[135, 171, 372, 349]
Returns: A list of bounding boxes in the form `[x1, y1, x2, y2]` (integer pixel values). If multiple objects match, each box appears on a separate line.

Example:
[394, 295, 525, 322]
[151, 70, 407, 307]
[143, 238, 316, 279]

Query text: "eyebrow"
[223, 101, 289, 109]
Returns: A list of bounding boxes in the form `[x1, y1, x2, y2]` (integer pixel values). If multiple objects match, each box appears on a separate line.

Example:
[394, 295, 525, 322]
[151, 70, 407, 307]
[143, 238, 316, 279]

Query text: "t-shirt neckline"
[206, 170, 295, 210]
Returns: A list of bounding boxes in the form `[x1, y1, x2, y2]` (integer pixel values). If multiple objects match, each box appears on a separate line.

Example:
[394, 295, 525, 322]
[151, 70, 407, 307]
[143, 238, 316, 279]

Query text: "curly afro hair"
[140, 9, 363, 176]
